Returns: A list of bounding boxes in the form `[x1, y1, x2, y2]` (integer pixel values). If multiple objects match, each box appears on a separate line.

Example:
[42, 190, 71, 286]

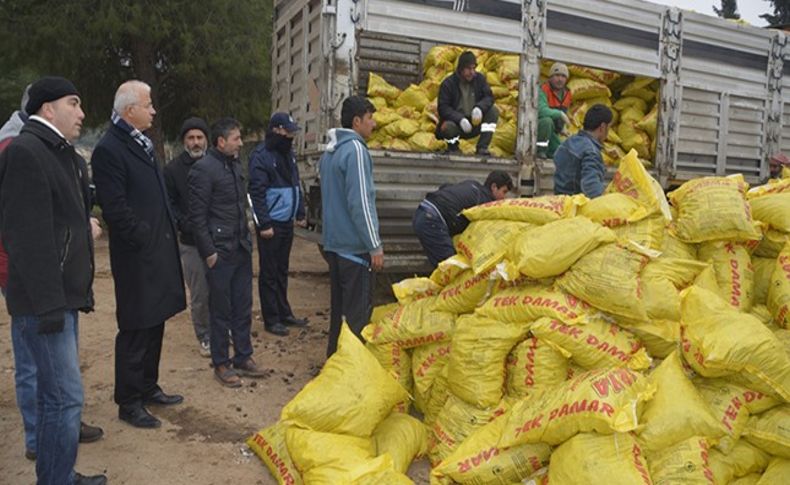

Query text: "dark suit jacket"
[91, 124, 185, 329]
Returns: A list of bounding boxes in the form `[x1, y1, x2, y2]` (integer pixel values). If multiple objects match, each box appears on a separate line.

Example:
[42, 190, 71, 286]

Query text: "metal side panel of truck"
[271, 0, 788, 273]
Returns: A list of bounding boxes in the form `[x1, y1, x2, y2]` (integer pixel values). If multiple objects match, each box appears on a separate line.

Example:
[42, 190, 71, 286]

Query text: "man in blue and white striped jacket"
[249, 113, 308, 337]
[319, 96, 383, 357]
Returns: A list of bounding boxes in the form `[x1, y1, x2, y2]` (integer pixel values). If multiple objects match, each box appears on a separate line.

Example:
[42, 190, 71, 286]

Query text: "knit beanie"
[25, 76, 80, 115]
[179, 117, 210, 141]
[549, 62, 569, 78]
[457, 51, 477, 72]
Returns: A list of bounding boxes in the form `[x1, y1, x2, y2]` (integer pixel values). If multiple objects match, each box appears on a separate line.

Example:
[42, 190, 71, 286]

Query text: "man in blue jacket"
[248, 113, 308, 337]
[553, 104, 612, 198]
[319, 96, 382, 357]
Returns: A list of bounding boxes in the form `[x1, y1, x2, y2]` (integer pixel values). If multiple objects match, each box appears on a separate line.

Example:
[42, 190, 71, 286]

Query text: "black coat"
[91, 124, 186, 330]
[0, 120, 95, 323]
[436, 71, 495, 131]
[164, 150, 199, 246]
[425, 180, 494, 236]
[188, 147, 252, 259]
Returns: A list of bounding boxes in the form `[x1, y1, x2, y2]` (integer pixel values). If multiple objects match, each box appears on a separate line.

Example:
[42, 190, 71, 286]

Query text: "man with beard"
[248, 113, 308, 337]
[165, 117, 212, 356]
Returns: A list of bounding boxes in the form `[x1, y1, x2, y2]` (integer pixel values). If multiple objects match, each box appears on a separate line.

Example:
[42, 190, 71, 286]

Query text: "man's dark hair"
[583, 104, 613, 131]
[485, 170, 514, 190]
[341, 95, 376, 129]
[211, 117, 241, 146]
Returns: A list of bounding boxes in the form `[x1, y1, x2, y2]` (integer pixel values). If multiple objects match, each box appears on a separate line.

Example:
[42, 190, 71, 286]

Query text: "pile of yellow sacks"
[248, 151, 790, 484]
[540, 59, 659, 167]
[367, 45, 520, 158]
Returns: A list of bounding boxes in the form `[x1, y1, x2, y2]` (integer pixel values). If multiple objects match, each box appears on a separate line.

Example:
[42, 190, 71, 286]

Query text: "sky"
[651, 0, 772, 26]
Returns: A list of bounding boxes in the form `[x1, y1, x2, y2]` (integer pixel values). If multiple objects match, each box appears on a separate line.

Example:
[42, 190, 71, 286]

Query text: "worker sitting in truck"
[553, 104, 612, 199]
[537, 62, 572, 159]
[412, 170, 513, 268]
[436, 51, 498, 156]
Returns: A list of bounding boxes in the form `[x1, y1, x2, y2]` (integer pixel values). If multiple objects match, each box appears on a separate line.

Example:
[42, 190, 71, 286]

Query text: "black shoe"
[443, 142, 459, 154]
[119, 405, 161, 429]
[75, 472, 108, 485]
[264, 323, 290, 336]
[476, 147, 491, 156]
[283, 315, 308, 327]
[143, 389, 184, 406]
[79, 421, 104, 443]
[25, 449, 36, 461]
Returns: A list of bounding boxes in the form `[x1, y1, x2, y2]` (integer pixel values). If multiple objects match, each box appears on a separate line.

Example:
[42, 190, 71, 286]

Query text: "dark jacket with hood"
[425, 180, 494, 236]
[436, 69, 495, 133]
[248, 132, 305, 230]
[188, 147, 252, 259]
[0, 119, 95, 331]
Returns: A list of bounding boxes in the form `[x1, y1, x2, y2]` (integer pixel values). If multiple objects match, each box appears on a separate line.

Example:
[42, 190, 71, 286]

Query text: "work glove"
[459, 118, 473, 134]
[471, 107, 483, 126]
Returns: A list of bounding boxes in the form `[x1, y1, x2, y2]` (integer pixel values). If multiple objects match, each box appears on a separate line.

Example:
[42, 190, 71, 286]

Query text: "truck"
[271, 0, 789, 272]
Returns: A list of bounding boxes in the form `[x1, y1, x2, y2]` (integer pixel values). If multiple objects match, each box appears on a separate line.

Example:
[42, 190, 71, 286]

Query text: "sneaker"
[199, 340, 211, 358]
[234, 358, 267, 378]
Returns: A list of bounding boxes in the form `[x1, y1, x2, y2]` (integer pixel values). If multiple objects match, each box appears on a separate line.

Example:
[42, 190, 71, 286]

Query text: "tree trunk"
[129, 36, 166, 164]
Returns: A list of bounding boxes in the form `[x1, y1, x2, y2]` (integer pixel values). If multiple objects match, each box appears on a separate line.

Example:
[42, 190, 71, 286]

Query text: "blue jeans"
[15, 310, 83, 485]
[412, 204, 456, 269]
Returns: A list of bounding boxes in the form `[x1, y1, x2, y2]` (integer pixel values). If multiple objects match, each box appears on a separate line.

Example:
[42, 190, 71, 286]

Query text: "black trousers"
[207, 246, 253, 368]
[257, 223, 294, 327]
[114, 323, 165, 406]
[325, 251, 374, 357]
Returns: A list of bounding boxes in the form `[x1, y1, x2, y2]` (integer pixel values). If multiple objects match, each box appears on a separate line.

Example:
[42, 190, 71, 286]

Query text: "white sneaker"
[199, 340, 211, 358]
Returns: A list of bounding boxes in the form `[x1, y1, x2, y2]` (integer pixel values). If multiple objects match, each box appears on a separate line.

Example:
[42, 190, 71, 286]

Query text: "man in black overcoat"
[91, 80, 186, 429]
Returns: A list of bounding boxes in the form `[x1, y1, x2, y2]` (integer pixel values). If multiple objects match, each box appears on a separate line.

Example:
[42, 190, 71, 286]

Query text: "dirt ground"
[0, 237, 430, 484]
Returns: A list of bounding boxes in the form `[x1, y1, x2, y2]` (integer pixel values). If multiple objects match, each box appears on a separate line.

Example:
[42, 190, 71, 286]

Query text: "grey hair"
[113, 80, 150, 113]
[20, 84, 32, 114]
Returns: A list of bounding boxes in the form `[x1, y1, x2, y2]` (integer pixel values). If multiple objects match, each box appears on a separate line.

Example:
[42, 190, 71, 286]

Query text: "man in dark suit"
[92, 80, 186, 429]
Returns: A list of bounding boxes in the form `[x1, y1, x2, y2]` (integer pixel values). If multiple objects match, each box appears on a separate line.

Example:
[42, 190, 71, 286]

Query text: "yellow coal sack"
[637, 352, 725, 451]
[611, 215, 666, 250]
[556, 242, 653, 321]
[246, 422, 303, 485]
[429, 394, 510, 466]
[476, 284, 591, 323]
[391, 277, 440, 304]
[661, 233, 698, 260]
[394, 84, 430, 111]
[454, 220, 532, 275]
[433, 267, 496, 314]
[372, 412, 427, 473]
[461, 195, 581, 225]
[577, 193, 650, 227]
[747, 177, 790, 199]
[412, 342, 451, 410]
[548, 432, 653, 485]
[366, 342, 412, 413]
[362, 296, 455, 348]
[636, 105, 658, 138]
[606, 149, 672, 220]
[506, 336, 569, 399]
[429, 254, 470, 287]
[285, 428, 386, 483]
[755, 227, 790, 259]
[498, 367, 655, 448]
[768, 242, 790, 328]
[367, 72, 401, 101]
[281, 324, 409, 437]
[757, 457, 790, 483]
[431, 414, 550, 485]
[647, 436, 716, 485]
[567, 78, 612, 100]
[754, 256, 775, 305]
[709, 440, 770, 484]
[696, 378, 781, 454]
[448, 315, 530, 408]
[381, 117, 420, 138]
[509, 217, 616, 279]
[530, 316, 650, 371]
[669, 175, 761, 243]
[698, 241, 755, 312]
[743, 405, 790, 458]
[680, 285, 790, 401]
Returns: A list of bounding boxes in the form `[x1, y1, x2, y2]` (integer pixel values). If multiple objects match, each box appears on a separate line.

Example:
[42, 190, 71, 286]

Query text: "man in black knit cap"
[436, 50, 499, 156]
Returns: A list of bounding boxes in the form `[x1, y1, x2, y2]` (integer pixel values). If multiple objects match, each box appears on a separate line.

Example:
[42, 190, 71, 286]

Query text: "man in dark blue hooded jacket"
[248, 113, 308, 337]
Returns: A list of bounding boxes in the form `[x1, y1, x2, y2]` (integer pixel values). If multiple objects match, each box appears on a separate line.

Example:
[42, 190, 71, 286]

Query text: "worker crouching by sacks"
[537, 62, 572, 159]
[436, 51, 498, 156]
[413, 170, 513, 268]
